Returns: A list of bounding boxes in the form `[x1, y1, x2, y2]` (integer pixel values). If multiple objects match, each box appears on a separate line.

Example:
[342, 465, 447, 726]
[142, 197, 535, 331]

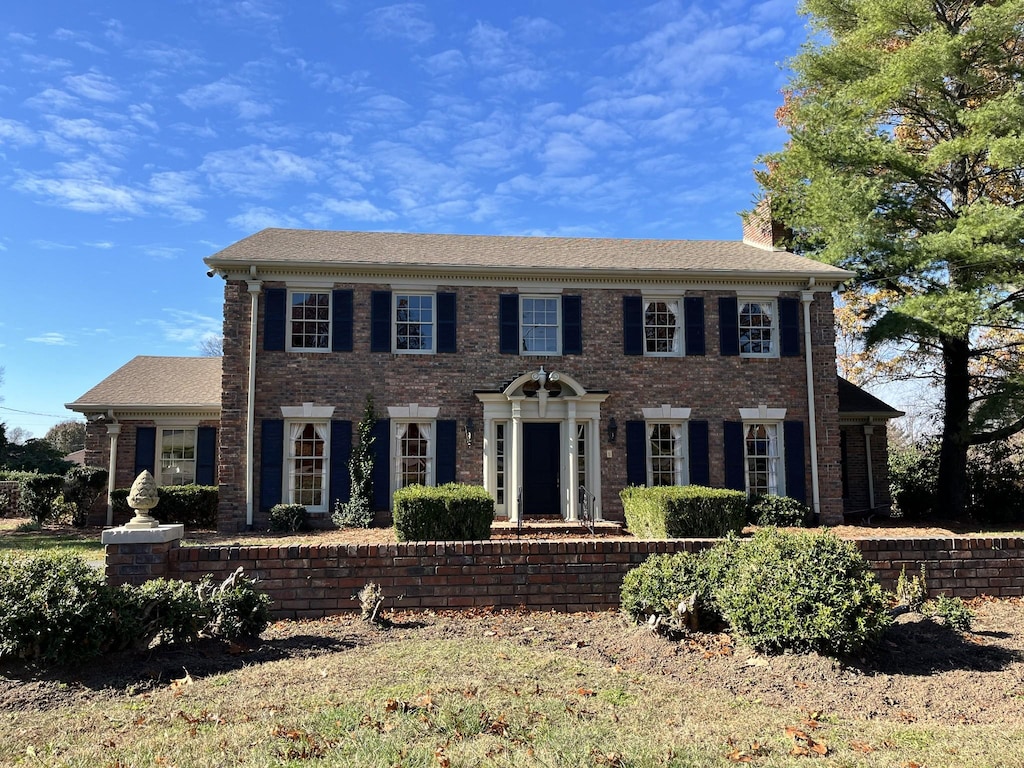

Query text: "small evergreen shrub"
[393, 484, 494, 541]
[620, 551, 721, 631]
[621, 485, 747, 538]
[19, 473, 64, 524]
[749, 494, 810, 527]
[333, 394, 377, 529]
[62, 466, 109, 528]
[888, 441, 939, 519]
[715, 528, 890, 655]
[333, 493, 374, 529]
[895, 564, 928, 611]
[926, 594, 974, 633]
[111, 484, 218, 528]
[269, 503, 308, 532]
[129, 578, 206, 646]
[199, 567, 272, 640]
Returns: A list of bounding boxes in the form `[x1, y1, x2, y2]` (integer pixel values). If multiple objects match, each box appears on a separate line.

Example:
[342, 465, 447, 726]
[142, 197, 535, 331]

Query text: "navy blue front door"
[523, 422, 561, 516]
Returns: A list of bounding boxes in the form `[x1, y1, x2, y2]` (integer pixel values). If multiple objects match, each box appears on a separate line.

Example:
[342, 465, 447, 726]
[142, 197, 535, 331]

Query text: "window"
[395, 293, 434, 353]
[744, 422, 780, 496]
[644, 299, 681, 355]
[396, 422, 434, 488]
[289, 291, 330, 350]
[287, 421, 329, 511]
[159, 428, 196, 486]
[647, 423, 687, 486]
[576, 423, 587, 490]
[521, 297, 560, 354]
[738, 299, 775, 356]
[495, 422, 506, 505]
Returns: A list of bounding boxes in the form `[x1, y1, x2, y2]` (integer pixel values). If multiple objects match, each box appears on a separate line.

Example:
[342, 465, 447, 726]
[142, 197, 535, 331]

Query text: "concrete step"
[490, 517, 625, 536]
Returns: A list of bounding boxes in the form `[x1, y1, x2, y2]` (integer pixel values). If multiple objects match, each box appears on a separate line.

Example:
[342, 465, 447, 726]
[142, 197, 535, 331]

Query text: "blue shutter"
[625, 420, 646, 486]
[562, 295, 582, 355]
[259, 419, 284, 512]
[371, 419, 391, 510]
[329, 420, 352, 509]
[499, 294, 519, 355]
[196, 426, 217, 486]
[623, 296, 643, 355]
[437, 292, 457, 353]
[779, 297, 800, 357]
[683, 297, 705, 356]
[723, 421, 745, 491]
[435, 419, 457, 484]
[134, 426, 156, 478]
[332, 289, 353, 352]
[784, 420, 806, 503]
[687, 421, 709, 486]
[719, 296, 739, 356]
[264, 288, 286, 351]
[370, 291, 392, 352]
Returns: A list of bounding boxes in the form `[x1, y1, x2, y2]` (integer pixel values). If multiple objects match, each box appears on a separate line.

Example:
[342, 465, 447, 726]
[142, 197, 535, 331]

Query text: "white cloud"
[87, 241, 114, 249]
[0, 118, 38, 147]
[420, 49, 466, 77]
[143, 245, 185, 260]
[26, 332, 72, 346]
[179, 78, 272, 120]
[16, 175, 143, 215]
[7, 32, 35, 46]
[364, 4, 435, 44]
[154, 309, 222, 347]
[24, 87, 79, 112]
[31, 239, 76, 250]
[227, 206, 304, 231]
[319, 197, 397, 222]
[129, 104, 159, 132]
[63, 72, 126, 102]
[199, 145, 320, 197]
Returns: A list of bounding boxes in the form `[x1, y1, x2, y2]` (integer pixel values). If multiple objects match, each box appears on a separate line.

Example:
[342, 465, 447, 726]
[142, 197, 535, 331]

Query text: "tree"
[198, 335, 223, 357]
[5, 427, 31, 446]
[45, 420, 87, 455]
[757, 0, 1024, 518]
[332, 395, 377, 528]
[4, 439, 72, 475]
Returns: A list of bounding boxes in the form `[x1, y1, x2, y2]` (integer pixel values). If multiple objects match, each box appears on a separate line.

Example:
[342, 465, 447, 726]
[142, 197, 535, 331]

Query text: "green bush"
[19, 473, 64, 524]
[926, 594, 974, 632]
[111, 484, 218, 528]
[966, 440, 1024, 525]
[393, 484, 493, 542]
[200, 567, 272, 640]
[62, 466, 109, 528]
[714, 528, 890, 655]
[333, 493, 374, 529]
[269, 503, 308, 532]
[0, 552, 123, 663]
[889, 441, 939, 519]
[620, 551, 722, 630]
[749, 494, 810, 527]
[621, 485, 747, 538]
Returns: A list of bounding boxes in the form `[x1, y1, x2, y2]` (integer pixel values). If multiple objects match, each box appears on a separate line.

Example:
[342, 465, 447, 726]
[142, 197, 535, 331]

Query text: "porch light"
[608, 417, 618, 443]
[465, 417, 474, 446]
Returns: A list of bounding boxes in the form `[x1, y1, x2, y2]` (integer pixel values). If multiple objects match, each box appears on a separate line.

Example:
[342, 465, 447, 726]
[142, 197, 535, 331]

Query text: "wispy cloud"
[227, 206, 304, 231]
[364, 4, 435, 44]
[0, 118, 39, 147]
[63, 72, 125, 102]
[26, 332, 73, 346]
[199, 145, 319, 197]
[179, 78, 272, 120]
[31, 240, 76, 250]
[153, 309, 221, 348]
[318, 197, 397, 223]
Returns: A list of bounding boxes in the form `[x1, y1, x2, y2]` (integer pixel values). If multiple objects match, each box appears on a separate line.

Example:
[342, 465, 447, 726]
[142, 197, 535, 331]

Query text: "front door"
[523, 422, 561, 516]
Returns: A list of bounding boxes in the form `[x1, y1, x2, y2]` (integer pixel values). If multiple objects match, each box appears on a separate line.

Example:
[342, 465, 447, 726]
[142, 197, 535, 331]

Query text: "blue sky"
[0, 0, 812, 440]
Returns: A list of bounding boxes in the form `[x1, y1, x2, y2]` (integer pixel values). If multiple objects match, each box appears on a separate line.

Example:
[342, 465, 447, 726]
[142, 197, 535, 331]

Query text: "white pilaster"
[510, 400, 523, 523]
[567, 401, 578, 521]
[105, 422, 121, 527]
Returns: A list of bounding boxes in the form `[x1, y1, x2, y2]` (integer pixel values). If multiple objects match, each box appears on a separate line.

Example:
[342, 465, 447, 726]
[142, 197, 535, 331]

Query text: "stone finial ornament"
[124, 470, 161, 529]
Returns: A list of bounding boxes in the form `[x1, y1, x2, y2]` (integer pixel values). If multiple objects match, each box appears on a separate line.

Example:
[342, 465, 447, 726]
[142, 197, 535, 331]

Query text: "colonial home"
[68, 219, 901, 532]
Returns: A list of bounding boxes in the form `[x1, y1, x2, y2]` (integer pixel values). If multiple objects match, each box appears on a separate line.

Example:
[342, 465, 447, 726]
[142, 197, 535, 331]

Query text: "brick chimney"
[742, 199, 789, 251]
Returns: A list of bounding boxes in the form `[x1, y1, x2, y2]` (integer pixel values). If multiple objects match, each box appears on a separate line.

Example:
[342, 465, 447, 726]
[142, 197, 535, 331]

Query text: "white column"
[510, 401, 523, 523]
[863, 425, 876, 510]
[245, 279, 262, 529]
[482, 417, 493, 501]
[591, 414, 603, 520]
[105, 423, 121, 527]
[567, 401, 578, 521]
[801, 290, 821, 518]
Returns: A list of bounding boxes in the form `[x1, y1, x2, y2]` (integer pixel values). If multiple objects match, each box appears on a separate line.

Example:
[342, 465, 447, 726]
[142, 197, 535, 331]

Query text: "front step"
[490, 517, 625, 537]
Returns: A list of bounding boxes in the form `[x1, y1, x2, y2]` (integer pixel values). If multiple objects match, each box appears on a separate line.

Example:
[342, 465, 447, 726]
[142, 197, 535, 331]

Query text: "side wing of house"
[836, 377, 904, 518]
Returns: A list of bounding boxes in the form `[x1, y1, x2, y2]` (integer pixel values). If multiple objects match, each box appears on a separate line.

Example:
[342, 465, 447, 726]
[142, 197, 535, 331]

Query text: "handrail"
[578, 484, 596, 535]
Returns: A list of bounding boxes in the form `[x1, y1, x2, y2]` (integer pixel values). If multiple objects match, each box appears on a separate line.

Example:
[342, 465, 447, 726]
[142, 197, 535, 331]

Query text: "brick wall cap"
[102, 524, 185, 545]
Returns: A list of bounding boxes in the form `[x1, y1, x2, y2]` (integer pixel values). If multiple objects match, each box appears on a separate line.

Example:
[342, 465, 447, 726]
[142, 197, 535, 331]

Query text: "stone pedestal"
[102, 524, 184, 586]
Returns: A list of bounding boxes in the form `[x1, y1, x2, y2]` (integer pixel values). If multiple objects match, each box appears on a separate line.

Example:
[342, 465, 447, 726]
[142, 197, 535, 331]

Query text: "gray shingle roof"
[205, 228, 853, 281]
[66, 356, 221, 410]
[837, 377, 903, 417]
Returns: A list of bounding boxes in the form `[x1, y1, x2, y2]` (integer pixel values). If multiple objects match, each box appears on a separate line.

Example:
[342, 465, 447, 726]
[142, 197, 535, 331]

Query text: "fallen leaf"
[849, 741, 874, 753]
[576, 687, 596, 697]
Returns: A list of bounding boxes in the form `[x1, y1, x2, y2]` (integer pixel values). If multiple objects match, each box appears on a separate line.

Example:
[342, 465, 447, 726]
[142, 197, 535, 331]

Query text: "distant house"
[68, 220, 901, 531]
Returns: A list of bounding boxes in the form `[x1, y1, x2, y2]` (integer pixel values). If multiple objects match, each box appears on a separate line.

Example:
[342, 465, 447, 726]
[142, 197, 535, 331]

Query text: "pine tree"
[758, 0, 1024, 517]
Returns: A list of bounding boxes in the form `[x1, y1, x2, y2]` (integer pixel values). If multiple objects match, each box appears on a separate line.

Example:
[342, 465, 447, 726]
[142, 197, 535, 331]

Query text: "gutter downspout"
[801, 286, 821, 520]
[105, 416, 120, 527]
[246, 275, 262, 529]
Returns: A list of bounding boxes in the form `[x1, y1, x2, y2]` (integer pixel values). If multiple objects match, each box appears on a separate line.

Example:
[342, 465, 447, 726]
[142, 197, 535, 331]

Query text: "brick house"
[68, 222, 901, 531]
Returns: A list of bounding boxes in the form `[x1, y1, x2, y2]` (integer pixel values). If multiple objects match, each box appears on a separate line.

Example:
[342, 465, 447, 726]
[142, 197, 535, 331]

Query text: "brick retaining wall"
[105, 536, 1024, 619]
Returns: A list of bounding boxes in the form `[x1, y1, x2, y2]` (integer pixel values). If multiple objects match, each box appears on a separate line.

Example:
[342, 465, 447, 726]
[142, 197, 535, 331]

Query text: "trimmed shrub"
[0, 552, 123, 662]
[62, 466, 109, 528]
[749, 494, 811, 527]
[111, 484, 218, 528]
[393, 483, 494, 542]
[620, 551, 722, 631]
[128, 578, 206, 646]
[715, 528, 890, 655]
[19, 473, 64, 524]
[621, 485, 747, 538]
[269, 503, 308, 532]
[200, 568, 272, 640]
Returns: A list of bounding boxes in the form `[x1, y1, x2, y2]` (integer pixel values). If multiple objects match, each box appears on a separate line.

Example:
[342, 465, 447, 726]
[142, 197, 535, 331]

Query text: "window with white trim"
[159, 428, 196, 486]
[643, 299, 681, 355]
[395, 293, 434, 353]
[495, 421, 507, 505]
[521, 296, 560, 354]
[738, 299, 776, 357]
[286, 421, 329, 511]
[395, 422, 434, 488]
[576, 423, 588, 490]
[289, 291, 330, 351]
[647, 423, 687, 486]
[744, 422, 781, 496]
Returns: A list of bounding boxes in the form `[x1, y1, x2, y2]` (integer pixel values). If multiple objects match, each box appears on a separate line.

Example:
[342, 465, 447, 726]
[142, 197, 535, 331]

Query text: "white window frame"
[157, 427, 197, 486]
[738, 406, 787, 498]
[393, 420, 436, 491]
[284, 419, 330, 513]
[520, 295, 561, 356]
[642, 297, 683, 357]
[287, 289, 331, 353]
[642, 406, 691, 487]
[393, 292, 435, 354]
[737, 297, 777, 358]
